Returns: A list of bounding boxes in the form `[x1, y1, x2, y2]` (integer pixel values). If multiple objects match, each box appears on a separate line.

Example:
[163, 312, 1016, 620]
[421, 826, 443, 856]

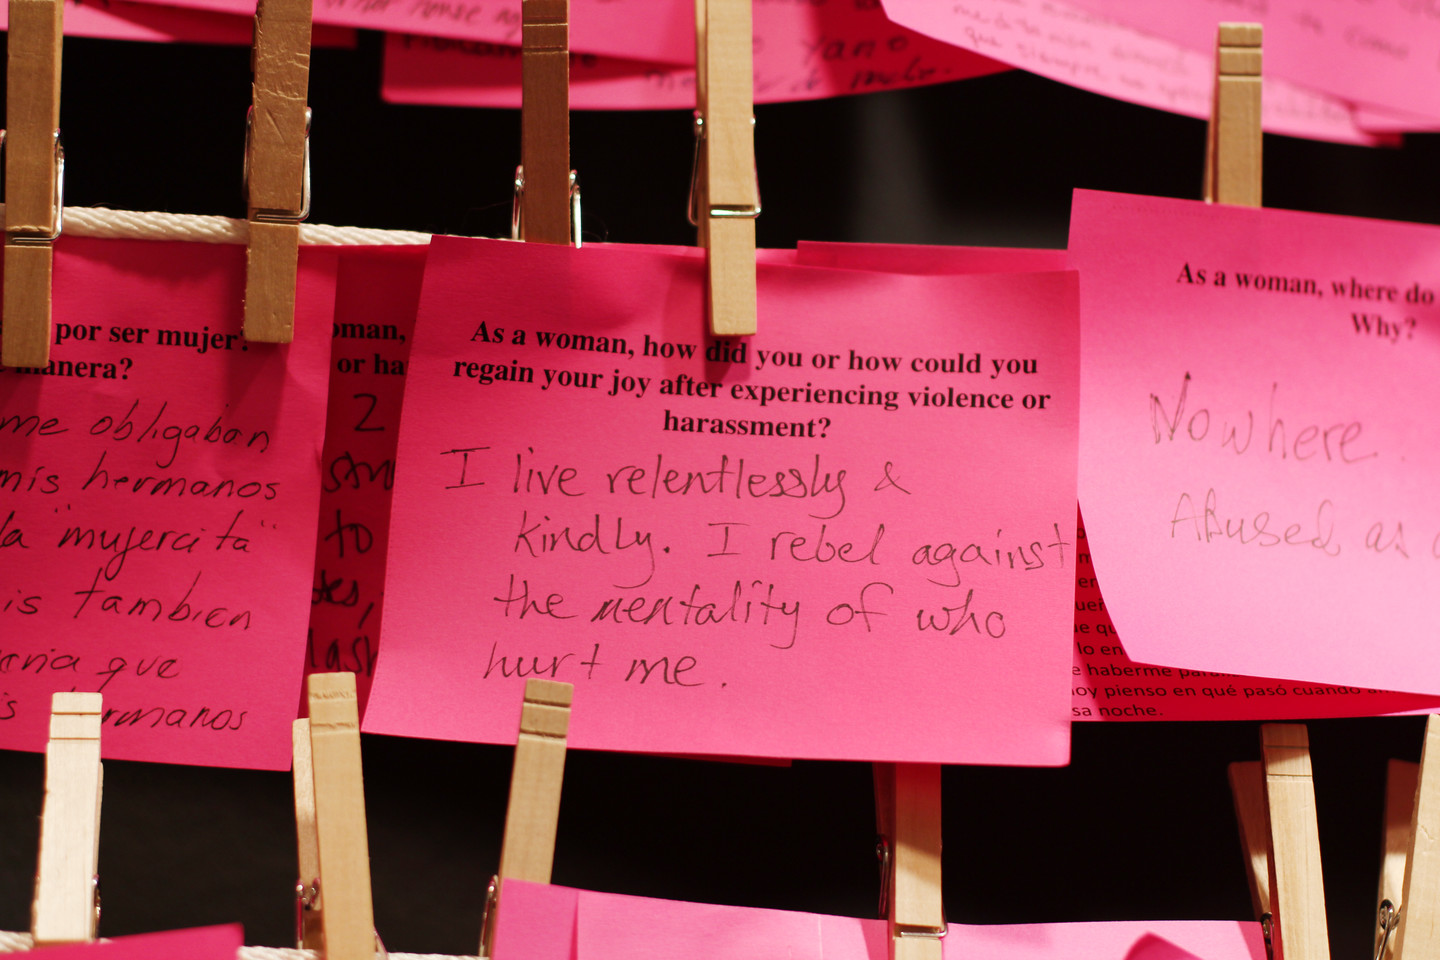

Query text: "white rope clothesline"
[8, 205, 434, 246]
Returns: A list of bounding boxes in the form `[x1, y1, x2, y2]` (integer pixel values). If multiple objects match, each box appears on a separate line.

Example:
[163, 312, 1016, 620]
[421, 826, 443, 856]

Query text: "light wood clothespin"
[1375, 758, 1417, 960]
[480, 679, 573, 958]
[1391, 717, 1440, 960]
[874, 763, 944, 960]
[244, 0, 313, 343]
[1204, 22, 1262, 208]
[691, 0, 759, 336]
[1, 0, 64, 370]
[1227, 760, 1273, 955]
[1261, 724, 1329, 960]
[32, 692, 102, 946]
[513, 0, 578, 245]
[307, 672, 377, 960]
[293, 717, 325, 951]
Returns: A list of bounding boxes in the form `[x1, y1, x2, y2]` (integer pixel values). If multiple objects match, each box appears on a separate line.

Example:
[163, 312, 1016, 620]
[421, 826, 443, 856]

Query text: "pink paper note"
[493, 880, 1265, 960]
[1064, 0, 1440, 123]
[792, 239, 1440, 719]
[1069, 189, 1440, 697]
[362, 237, 1078, 765]
[0, 238, 334, 770]
[878, 0, 1384, 146]
[305, 246, 425, 714]
[28, 925, 243, 960]
[381, 8, 1006, 110]
[5, 0, 357, 46]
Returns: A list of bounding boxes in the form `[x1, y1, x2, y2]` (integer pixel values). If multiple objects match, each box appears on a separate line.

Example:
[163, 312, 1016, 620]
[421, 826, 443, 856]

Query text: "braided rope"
[44, 206, 433, 246]
[0, 930, 475, 960]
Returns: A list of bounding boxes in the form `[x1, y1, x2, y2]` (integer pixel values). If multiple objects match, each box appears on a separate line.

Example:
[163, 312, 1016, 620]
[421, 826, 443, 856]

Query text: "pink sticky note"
[305, 246, 426, 714]
[0, 238, 334, 770]
[5, 0, 356, 46]
[797, 241, 1068, 275]
[1063, 0, 1440, 123]
[29, 925, 243, 960]
[362, 237, 1077, 765]
[495, 881, 1264, 960]
[1069, 189, 1440, 697]
[381, 5, 1006, 109]
[878, 0, 1385, 146]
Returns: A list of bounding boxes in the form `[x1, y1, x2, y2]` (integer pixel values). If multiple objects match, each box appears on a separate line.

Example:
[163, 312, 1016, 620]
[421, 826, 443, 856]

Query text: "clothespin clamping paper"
[1260, 724, 1330, 960]
[1204, 22, 1262, 208]
[480, 679, 573, 958]
[32, 692, 103, 946]
[875, 763, 944, 960]
[512, 0, 580, 245]
[293, 718, 324, 951]
[1, 0, 65, 370]
[243, 0, 313, 343]
[305, 673, 383, 960]
[690, 0, 759, 337]
[1388, 716, 1440, 960]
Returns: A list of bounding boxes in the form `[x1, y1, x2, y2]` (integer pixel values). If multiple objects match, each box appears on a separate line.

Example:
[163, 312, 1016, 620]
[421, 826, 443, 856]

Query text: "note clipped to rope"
[0, 237, 334, 770]
[1070, 190, 1440, 698]
[492, 879, 1265, 960]
[363, 238, 1078, 765]
[305, 246, 425, 711]
[22, 925, 244, 960]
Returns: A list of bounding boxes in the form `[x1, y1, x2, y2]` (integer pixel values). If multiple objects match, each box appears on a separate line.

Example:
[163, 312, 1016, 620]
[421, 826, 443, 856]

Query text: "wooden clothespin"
[306, 673, 377, 960]
[1376, 758, 1417, 960]
[1204, 23, 1262, 208]
[1261, 724, 1330, 960]
[293, 718, 325, 951]
[692, 0, 759, 336]
[244, 0, 313, 343]
[514, 0, 577, 245]
[1227, 760, 1273, 955]
[1391, 717, 1440, 960]
[874, 763, 944, 960]
[480, 679, 573, 958]
[32, 692, 102, 946]
[1, 0, 64, 370]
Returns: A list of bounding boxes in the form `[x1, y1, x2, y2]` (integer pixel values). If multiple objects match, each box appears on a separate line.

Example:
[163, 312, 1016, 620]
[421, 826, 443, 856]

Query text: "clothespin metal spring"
[511, 166, 581, 247]
[686, 112, 760, 226]
[243, 106, 311, 225]
[1376, 899, 1399, 960]
[1, 128, 65, 245]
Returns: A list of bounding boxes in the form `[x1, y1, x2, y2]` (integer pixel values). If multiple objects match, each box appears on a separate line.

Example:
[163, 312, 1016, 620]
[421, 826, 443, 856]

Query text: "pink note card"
[1069, 190, 1440, 697]
[0, 237, 334, 770]
[8, 0, 357, 46]
[362, 237, 1078, 765]
[796, 241, 1068, 275]
[1064, 0, 1440, 122]
[305, 246, 426, 714]
[381, 5, 1006, 110]
[878, 0, 1384, 146]
[493, 880, 1265, 960]
[29, 924, 243, 960]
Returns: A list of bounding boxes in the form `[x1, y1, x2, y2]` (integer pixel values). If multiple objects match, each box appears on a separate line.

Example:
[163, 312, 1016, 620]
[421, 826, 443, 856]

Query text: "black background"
[1, 29, 1437, 959]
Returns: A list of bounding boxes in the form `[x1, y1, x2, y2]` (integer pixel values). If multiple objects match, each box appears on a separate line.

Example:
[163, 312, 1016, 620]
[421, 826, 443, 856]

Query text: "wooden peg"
[1227, 761, 1272, 926]
[293, 718, 324, 951]
[482, 679, 573, 957]
[307, 673, 375, 960]
[875, 763, 944, 960]
[244, 0, 313, 342]
[1261, 724, 1329, 960]
[695, 0, 758, 337]
[1204, 22, 1262, 208]
[519, 0, 571, 244]
[1377, 758, 1417, 960]
[32, 692, 102, 946]
[1393, 718, 1440, 960]
[1, 0, 63, 370]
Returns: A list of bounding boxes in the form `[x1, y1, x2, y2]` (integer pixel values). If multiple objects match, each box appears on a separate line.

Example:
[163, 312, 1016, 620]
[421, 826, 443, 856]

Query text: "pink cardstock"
[0, 238, 335, 770]
[28, 924, 243, 960]
[493, 880, 1265, 960]
[4, 0, 356, 46]
[1063, 0, 1440, 123]
[305, 246, 426, 714]
[878, 0, 1385, 146]
[362, 237, 1078, 765]
[792, 238, 1440, 720]
[381, 4, 1006, 110]
[1069, 189, 1440, 697]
